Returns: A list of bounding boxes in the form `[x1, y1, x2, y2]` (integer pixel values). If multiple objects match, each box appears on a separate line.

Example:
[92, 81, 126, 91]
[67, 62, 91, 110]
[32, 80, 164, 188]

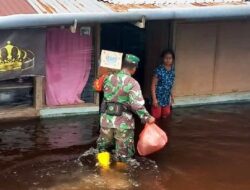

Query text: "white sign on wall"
[100, 50, 123, 70]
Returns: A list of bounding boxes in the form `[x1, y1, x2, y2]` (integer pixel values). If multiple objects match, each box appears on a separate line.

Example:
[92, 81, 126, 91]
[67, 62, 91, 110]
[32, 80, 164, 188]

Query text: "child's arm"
[151, 75, 159, 107]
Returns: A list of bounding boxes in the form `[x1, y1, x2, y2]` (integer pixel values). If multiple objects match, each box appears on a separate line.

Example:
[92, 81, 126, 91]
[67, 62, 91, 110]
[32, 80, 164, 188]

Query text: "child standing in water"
[151, 49, 175, 119]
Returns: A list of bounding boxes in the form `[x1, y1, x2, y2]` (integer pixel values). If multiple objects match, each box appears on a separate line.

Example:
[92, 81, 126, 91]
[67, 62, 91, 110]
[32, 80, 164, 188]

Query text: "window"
[0, 77, 33, 108]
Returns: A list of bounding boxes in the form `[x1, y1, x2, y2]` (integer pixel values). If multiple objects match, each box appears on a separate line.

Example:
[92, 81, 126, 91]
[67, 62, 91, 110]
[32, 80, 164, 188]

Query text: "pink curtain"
[46, 28, 92, 106]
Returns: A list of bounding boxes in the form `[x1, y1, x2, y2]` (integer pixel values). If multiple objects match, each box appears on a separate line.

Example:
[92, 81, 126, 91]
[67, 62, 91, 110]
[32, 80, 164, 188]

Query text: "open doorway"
[101, 23, 146, 85]
[101, 21, 172, 102]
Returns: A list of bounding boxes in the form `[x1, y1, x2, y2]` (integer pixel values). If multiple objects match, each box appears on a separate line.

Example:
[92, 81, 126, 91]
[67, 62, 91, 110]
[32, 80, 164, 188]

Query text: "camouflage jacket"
[100, 70, 151, 129]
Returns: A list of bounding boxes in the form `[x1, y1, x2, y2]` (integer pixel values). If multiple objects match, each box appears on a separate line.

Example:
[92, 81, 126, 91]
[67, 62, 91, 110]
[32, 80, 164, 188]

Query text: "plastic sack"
[137, 123, 168, 156]
[93, 74, 106, 92]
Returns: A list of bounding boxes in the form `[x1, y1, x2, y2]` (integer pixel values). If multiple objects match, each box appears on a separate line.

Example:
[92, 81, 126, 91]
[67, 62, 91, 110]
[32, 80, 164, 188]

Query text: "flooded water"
[0, 103, 250, 190]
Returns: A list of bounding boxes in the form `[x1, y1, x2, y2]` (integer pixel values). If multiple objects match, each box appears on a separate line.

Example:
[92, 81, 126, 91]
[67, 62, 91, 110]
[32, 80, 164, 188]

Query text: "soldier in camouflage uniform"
[97, 54, 155, 162]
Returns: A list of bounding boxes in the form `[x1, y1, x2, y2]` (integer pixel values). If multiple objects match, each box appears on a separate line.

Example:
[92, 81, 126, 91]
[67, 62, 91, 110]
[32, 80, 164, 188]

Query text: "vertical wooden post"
[34, 76, 45, 110]
[212, 23, 220, 93]
[170, 21, 177, 97]
[94, 24, 101, 105]
[170, 21, 177, 52]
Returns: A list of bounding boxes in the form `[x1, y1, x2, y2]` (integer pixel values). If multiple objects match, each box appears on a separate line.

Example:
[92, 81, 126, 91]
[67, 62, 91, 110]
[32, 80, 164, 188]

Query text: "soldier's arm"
[128, 81, 151, 123]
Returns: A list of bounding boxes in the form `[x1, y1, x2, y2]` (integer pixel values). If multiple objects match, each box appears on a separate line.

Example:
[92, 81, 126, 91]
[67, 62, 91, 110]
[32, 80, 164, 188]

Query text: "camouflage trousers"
[97, 127, 135, 162]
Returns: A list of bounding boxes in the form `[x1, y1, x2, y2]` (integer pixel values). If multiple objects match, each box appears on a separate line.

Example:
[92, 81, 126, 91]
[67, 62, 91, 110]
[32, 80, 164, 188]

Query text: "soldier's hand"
[147, 117, 155, 124]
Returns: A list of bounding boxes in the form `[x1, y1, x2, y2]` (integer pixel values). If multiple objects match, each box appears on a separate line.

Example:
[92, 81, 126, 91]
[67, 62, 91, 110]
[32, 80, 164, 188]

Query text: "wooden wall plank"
[174, 20, 250, 97]
[94, 24, 101, 105]
[174, 22, 217, 96]
[214, 21, 250, 93]
[0, 107, 38, 121]
[34, 76, 45, 110]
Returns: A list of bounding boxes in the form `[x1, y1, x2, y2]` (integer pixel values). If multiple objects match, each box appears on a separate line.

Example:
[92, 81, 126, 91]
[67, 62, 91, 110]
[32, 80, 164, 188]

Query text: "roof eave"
[0, 5, 250, 29]
[134, 4, 250, 20]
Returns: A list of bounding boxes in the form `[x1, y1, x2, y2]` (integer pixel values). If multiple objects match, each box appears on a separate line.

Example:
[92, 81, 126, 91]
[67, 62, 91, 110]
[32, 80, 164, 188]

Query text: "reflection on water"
[1, 103, 250, 190]
[0, 115, 98, 153]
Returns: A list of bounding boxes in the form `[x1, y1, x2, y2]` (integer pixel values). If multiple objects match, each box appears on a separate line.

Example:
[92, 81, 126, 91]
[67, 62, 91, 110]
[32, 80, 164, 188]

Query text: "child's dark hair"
[161, 49, 175, 60]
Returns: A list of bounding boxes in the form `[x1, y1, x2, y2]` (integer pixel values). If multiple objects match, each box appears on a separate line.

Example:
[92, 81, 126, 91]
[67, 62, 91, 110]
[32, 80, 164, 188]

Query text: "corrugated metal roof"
[107, 3, 158, 12]
[27, 0, 111, 14]
[0, 0, 36, 16]
[105, 1, 245, 12]
[101, 0, 244, 5]
[0, 0, 246, 16]
[1, 0, 250, 30]
[100, 0, 245, 12]
[101, 0, 172, 4]
[1, 2, 250, 29]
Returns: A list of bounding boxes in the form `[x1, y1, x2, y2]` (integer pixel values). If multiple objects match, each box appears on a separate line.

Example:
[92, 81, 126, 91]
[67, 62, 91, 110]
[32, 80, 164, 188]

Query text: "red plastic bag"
[93, 74, 106, 92]
[137, 123, 168, 156]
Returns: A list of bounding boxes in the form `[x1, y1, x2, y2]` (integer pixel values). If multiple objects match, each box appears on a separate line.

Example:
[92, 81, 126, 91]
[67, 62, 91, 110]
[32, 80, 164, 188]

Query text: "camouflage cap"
[125, 54, 140, 65]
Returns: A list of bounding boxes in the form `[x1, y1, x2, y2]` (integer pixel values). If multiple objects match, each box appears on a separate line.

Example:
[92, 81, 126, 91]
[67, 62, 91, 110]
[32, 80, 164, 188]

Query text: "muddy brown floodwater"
[0, 103, 250, 190]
